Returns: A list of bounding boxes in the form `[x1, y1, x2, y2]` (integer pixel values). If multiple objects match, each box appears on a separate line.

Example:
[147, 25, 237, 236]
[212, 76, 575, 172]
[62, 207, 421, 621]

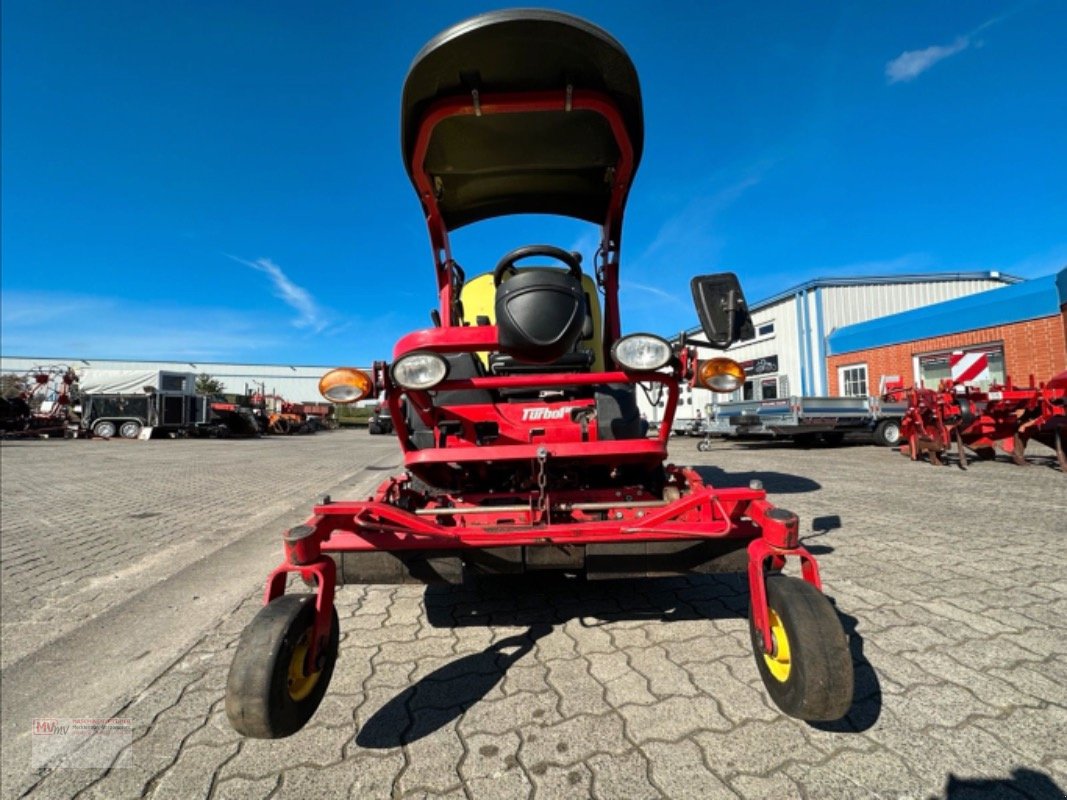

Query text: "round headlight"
[392, 352, 449, 390]
[697, 358, 746, 393]
[612, 334, 673, 371]
[318, 367, 372, 404]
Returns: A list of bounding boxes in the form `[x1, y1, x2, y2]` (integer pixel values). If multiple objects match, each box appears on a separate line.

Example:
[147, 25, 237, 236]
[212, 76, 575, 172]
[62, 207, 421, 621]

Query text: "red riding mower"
[226, 9, 853, 738]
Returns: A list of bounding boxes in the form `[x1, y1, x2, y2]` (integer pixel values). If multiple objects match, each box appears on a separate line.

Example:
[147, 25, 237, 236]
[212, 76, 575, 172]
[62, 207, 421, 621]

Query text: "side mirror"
[690, 273, 755, 349]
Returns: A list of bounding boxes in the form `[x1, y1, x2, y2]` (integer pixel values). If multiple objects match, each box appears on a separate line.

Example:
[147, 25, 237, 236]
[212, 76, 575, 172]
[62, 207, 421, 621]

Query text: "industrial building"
[0, 356, 353, 403]
[826, 267, 1067, 394]
[653, 271, 1021, 421]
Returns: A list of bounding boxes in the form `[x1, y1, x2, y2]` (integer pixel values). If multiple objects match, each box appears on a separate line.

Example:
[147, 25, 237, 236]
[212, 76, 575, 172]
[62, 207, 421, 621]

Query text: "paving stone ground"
[0, 432, 395, 668]
[3, 433, 1066, 799]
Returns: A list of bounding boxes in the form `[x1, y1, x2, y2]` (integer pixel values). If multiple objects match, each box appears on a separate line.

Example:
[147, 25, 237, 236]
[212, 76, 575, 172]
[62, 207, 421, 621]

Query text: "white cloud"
[885, 9, 1018, 84]
[619, 281, 687, 307]
[885, 37, 970, 83]
[230, 255, 326, 332]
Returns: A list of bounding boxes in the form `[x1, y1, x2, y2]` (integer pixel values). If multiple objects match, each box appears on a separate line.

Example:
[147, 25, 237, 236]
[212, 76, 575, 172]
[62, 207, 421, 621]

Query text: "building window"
[761, 378, 778, 400]
[918, 345, 1004, 389]
[742, 381, 754, 400]
[838, 364, 868, 397]
[757, 321, 775, 337]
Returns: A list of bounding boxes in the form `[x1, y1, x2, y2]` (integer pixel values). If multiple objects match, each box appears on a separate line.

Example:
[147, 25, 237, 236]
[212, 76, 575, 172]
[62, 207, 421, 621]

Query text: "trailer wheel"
[696, 439, 711, 452]
[119, 421, 142, 439]
[226, 594, 338, 738]
[872, 420, 901, 447]
[93, 420, 117, 439]
[368, 421, 381, 435]
[750, 574, 853, 721]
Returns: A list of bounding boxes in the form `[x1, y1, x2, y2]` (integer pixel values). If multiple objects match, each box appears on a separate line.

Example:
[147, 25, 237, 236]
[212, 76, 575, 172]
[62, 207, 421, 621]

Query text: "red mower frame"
[262, 88, 824, 689]
[226, 9, 853, 739]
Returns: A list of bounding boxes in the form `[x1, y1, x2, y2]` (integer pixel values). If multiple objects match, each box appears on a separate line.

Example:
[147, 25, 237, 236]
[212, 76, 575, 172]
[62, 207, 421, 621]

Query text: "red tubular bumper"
[263, 467, 822, 664]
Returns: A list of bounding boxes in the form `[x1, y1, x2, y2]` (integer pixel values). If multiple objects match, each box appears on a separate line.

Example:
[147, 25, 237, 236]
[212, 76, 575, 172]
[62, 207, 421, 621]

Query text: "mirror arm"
[725, 289, 738, 344]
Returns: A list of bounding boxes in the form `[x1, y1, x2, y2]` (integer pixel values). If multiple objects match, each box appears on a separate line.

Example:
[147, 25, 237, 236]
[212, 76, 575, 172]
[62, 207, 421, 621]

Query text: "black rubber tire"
[92, 420, 116, 439]
[750, 574, 853, 721]
[872, 419, 902, 447]
[819, 432, 846, 446]
[696, 439, 711, 452]
[119, 421, 142, 439]
[368, 421, 381, 435]
[271, 418, 291, 435]
[973, 446, 996, 460]
[225, 594, 339, 738]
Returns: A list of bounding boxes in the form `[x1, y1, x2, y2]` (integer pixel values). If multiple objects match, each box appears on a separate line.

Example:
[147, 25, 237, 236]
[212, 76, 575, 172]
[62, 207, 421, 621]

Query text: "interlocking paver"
[4, 435, 1067, 799]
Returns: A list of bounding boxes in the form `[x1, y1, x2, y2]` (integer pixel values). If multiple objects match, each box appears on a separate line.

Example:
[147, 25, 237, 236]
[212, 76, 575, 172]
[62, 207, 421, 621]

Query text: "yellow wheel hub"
[287, 633, 322, 702]
[761, 609, 792, 682]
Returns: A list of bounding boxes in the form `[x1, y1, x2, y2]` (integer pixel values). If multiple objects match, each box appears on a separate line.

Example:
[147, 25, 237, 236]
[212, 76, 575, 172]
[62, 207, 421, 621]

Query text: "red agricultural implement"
[897, 372, 1067, 470]
[0, 366, 78, 438]
[225, 9, 854, 739]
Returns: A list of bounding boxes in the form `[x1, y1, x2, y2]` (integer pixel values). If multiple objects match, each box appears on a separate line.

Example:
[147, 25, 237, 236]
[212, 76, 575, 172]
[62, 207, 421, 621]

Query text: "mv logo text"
[32, 719, 68, 736]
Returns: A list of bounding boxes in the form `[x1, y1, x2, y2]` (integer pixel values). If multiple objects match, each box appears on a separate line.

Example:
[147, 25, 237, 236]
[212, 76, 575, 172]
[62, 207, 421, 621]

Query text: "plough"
[895, 371, 1067, 470]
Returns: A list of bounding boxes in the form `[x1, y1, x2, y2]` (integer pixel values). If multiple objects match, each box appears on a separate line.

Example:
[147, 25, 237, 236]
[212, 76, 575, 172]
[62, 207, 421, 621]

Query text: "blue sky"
[3, 1, 1064, 365]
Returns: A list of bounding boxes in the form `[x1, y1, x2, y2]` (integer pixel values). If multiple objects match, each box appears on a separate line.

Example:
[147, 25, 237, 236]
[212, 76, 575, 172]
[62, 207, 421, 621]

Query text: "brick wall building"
[826, 269, 1067, 395]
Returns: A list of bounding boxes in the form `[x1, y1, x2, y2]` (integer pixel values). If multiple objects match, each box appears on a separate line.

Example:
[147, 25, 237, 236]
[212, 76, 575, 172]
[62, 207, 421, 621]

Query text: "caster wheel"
[696, 439, 711, 452]
[225, 594, 339, 738]
[750, 574, 853, 721]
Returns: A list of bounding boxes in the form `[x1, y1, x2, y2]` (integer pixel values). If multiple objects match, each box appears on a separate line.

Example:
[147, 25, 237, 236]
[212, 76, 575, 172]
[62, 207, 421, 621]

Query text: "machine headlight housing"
[392, 352, 449, 390]
[697, 358, 746, 393]
[612, 334, 673, 371]
[318, 367, 373, 404]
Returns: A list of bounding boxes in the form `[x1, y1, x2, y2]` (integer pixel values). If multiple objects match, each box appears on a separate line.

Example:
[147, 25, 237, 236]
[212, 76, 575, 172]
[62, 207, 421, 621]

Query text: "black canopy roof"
[401, 9, 643, 230]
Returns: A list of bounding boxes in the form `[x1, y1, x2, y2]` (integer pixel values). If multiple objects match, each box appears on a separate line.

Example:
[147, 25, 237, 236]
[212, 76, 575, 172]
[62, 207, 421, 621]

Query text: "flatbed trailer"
[707, 395, 905, 446]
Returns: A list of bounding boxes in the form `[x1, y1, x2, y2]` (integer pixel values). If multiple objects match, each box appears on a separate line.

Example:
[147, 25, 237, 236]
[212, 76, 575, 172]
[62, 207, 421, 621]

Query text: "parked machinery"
[897, 372, 1067, 470]
[0, 366, 78, 437]
[224, 9, 854, 739]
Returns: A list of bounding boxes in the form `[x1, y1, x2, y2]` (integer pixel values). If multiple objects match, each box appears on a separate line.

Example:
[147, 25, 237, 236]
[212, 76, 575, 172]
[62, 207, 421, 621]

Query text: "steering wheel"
[493, 245, 583, 286]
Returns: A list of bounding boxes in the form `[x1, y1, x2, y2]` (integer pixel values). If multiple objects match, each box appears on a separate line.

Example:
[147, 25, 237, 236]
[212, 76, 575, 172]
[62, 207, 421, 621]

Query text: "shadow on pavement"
[939, 767, 1064, 799]
[356, 623, 552, 748]
[356, 574, 751, 746]
[692, 465, 821, 494]
[425, 572, 750, 630]
[362, 570, 876, 746]
[723, 438, 874, 451]
[800, 514, 842, 555]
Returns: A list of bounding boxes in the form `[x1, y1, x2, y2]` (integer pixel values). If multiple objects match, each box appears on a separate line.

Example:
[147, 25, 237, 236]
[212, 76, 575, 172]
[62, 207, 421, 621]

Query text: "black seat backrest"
[495, 269, 586, 363]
